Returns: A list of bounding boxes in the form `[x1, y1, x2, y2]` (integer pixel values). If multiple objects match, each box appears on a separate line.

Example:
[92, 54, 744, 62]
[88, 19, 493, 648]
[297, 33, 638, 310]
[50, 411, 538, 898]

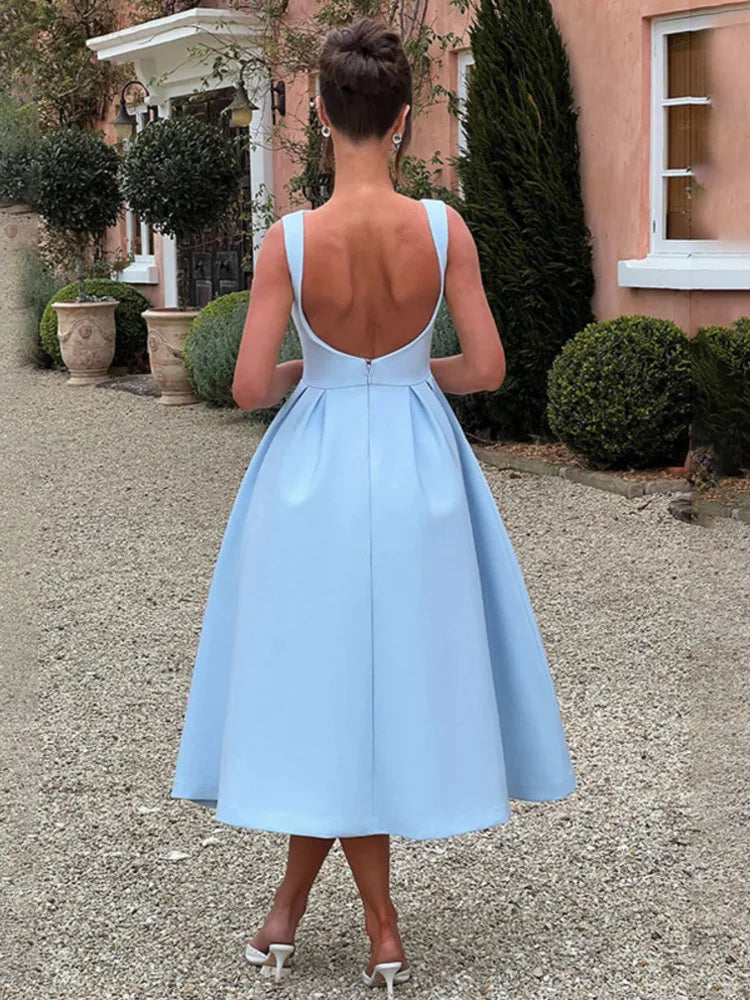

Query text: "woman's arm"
[232, 220, 304, 412]
[429, 204, 506, 396]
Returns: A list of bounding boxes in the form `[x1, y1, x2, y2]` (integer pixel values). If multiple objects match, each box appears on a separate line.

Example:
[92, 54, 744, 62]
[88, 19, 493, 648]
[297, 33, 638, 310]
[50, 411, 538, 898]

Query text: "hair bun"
[324, 20, 403, 95]
[318, 16, 412, 155]
[329, 50, 384, 96]
[340, 23, 382, 59]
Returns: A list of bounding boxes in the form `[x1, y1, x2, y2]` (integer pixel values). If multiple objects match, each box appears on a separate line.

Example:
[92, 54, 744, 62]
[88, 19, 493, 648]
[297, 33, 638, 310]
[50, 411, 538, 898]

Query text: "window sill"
[618, 254, 750, 291]
[119, 257, 159, 285]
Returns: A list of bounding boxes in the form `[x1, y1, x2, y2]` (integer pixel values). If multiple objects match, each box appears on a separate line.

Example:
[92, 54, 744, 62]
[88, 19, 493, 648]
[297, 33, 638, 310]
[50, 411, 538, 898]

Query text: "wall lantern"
[229, 81, 258, 128]
[110, 80, 150, 141]
[271, 80, 286, 119]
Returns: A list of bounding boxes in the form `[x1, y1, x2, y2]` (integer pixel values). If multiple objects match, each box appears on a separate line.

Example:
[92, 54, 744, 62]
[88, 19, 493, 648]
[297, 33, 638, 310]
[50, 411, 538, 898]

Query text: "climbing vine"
[0, 0, 126, 129]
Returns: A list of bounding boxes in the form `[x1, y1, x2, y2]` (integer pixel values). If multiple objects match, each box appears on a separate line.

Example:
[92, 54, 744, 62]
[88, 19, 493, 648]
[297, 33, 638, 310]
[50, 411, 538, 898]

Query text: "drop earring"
[321, 124, 331, 137]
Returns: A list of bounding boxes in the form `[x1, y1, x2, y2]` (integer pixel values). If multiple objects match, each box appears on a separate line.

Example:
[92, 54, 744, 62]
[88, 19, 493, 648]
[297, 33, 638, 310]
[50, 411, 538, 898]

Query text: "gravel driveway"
[0, 352, 747, 1000]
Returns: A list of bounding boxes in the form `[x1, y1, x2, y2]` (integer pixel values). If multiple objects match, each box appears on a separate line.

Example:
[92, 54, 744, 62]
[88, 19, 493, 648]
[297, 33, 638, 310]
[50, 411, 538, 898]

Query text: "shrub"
[691, 319, 750, 475]
[430, 298, 459, 359]
[0, 96, 41, 205]
[457, 0, 594, 440]
[40, 279, 150, 370]
[121, 116, 238, 242]
[547, 315, 691, 469]
[35, 128, 122, 300]
[185, 291, 301, 421]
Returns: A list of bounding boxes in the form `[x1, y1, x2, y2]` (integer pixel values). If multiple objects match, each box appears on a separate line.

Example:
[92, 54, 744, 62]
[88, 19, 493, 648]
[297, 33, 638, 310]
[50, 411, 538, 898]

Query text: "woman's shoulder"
[394, 192, 439, 208]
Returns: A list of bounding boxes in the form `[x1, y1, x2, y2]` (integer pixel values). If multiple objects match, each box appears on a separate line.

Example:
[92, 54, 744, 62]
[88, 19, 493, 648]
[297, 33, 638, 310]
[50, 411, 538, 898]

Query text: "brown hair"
[318, 17, 412, 181]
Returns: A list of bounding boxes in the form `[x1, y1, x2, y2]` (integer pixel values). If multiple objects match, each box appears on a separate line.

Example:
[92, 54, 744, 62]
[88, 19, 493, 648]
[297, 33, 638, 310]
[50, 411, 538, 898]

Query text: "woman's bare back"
[299, 193, 442, 361]
[232, 190, 504, 411]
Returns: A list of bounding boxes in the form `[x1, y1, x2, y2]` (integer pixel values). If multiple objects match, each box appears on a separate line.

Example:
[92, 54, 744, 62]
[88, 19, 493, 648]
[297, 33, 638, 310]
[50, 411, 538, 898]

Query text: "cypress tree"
[457, 0, 594, 440]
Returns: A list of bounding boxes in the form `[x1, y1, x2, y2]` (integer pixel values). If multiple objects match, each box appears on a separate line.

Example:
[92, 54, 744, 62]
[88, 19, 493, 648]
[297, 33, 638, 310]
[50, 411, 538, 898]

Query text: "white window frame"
[457, 49, 475, 159]
[651, 12, 716, 254]
[620, 5, 750, 290]
[120, 106, 159, 285]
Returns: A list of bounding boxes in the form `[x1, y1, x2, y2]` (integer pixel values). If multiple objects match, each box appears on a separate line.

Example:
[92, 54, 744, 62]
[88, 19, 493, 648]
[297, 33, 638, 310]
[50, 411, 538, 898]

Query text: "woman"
[170, 16, 576, 997]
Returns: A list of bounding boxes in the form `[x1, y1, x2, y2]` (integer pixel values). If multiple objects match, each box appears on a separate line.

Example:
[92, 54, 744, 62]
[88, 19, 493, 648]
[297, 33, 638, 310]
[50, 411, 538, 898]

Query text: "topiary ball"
[698, 318, 750, 378]
[185, 292, 250, 407]
[121, 116, 238, 241]
[692, 318, 750, 475]
[40, 279, 150, 369]
[185, 291, 301, 419]
[36, 128, 121, 236]
[546, 314, 691, 469]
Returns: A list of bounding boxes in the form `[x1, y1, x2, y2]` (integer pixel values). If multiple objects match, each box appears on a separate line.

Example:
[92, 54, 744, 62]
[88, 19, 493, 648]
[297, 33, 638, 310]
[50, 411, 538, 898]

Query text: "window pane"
[667, 103, 710, 169]
[668, 29, 709, 98]
[666, 176, 715, 240]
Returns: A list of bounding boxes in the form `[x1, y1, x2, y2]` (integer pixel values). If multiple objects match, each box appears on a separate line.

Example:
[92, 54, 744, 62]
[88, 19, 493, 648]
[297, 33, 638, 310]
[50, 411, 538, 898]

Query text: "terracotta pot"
[52, 299, 117, 386]
[142, 308, 200, 406]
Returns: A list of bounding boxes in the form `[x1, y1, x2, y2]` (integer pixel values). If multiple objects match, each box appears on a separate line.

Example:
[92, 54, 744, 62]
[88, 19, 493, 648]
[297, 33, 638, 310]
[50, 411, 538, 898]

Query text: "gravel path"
[0, 351, 747, 1000]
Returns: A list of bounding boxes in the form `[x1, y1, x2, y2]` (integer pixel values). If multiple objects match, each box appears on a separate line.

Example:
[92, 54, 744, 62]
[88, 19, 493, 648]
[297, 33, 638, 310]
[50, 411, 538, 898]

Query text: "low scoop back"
[281, 198, 448, 380]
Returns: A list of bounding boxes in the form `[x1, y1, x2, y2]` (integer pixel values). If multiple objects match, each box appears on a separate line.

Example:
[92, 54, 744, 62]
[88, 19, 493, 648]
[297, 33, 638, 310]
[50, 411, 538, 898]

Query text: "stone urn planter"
[142, 308, 200, 405]
[51, 299, 117, 386]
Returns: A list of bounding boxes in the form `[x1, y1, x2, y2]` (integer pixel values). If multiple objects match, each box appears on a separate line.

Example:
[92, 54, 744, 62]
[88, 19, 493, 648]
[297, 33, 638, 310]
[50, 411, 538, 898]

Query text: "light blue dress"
[170, 198, 576, 839]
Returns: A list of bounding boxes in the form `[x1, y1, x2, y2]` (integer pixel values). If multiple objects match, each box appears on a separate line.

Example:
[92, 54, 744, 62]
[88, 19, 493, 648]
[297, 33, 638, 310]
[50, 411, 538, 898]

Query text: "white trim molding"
[119, 259, 159, 285]
[619, 254, 750, 290]
[619, 5, 750, 290]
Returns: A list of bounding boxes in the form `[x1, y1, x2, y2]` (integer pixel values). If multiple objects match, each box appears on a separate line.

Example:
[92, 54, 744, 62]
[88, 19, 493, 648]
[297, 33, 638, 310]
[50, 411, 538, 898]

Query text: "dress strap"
[420, 198, 448, 285]
[281, 208, 305, 302]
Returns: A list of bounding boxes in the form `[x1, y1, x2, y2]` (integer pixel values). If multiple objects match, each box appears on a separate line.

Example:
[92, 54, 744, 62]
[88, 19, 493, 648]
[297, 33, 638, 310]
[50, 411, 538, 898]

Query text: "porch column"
[157, 100, 179, 309]
[247, 72, 275, 266]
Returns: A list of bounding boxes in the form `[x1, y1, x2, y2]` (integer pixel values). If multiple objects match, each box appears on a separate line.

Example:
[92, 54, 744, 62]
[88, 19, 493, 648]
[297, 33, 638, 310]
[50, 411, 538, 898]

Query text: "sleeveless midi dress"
[170, 197, 577, 839]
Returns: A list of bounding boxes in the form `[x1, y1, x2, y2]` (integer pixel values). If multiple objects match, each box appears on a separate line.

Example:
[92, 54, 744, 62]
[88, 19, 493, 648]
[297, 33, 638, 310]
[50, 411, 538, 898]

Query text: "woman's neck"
[328, 139, 395, 201]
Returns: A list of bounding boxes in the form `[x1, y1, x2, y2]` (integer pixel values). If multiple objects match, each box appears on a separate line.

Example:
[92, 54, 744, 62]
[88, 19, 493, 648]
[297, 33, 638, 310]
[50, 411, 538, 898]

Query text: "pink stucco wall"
[271, 0, 750, 334]
[103, 1, 750, 332]
[548, 0, 750, 333]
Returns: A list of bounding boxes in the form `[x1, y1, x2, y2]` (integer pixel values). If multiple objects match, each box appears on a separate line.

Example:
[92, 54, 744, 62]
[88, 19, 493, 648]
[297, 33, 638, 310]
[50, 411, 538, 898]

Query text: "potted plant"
[121, 115, 238, 405]
[35, 127, 122, 385]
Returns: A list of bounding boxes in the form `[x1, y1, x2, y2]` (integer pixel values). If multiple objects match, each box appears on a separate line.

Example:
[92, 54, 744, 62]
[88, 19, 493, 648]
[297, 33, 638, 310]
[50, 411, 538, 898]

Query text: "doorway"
[173, 88, 253, 307]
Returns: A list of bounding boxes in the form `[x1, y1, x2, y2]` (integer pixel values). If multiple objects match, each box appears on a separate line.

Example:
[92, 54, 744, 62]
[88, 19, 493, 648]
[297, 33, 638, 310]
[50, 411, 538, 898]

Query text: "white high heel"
[245, 941, 296, 982]
[361, 960, 411, 999]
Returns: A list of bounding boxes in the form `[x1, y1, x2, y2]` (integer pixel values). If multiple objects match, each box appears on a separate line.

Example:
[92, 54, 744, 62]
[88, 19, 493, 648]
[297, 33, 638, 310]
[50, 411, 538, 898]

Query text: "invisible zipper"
[364, 354, 375, 815]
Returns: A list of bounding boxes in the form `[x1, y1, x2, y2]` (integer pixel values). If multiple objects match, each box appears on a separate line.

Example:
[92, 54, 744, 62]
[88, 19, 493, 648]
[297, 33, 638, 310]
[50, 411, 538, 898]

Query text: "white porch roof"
[86, 7, 268, 103]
